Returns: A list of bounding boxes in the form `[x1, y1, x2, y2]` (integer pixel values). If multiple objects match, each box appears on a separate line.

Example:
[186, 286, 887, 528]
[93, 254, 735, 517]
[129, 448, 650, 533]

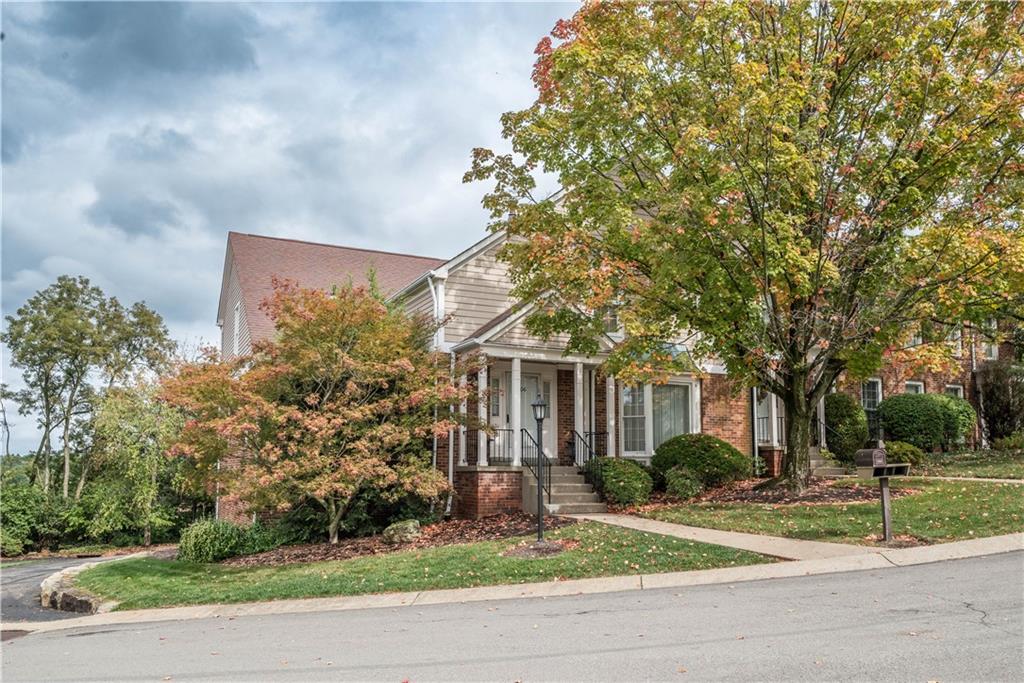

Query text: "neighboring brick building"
[216, 230, 998, 518]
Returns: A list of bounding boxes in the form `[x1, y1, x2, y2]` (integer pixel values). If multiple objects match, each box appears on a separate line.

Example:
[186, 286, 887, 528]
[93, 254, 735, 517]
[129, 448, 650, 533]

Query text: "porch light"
[531, 394, 548, 422]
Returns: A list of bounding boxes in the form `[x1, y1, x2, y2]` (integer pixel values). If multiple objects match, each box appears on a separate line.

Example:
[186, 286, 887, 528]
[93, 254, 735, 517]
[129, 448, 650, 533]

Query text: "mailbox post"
[854, 444, 910, 543]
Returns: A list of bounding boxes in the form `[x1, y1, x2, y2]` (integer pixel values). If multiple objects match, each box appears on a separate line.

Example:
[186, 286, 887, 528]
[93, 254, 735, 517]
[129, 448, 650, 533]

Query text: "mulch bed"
[224, 513, 577, 568]
[502, 538, 579, 559]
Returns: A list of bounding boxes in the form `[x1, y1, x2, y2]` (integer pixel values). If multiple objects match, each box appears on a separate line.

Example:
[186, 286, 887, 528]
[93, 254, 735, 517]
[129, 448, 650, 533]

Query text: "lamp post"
[531, 393, 548, 542]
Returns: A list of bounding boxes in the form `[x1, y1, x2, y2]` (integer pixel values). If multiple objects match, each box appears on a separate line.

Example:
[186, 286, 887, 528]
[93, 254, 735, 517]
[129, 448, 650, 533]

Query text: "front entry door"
[506, 371, 554, 459]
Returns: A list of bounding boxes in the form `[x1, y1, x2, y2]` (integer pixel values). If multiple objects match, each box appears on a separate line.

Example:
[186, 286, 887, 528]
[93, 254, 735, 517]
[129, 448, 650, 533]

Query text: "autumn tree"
[467, 1, 1024, 489]
[163, 280, 468, 544]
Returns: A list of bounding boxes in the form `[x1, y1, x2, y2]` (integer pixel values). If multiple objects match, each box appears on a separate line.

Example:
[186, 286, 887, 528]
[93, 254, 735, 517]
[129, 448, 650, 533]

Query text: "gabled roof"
[218, 231, 446, 343]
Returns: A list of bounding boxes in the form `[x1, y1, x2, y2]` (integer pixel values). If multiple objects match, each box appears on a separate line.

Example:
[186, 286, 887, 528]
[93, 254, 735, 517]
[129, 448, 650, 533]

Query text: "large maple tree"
[468, 1, 1024, 488]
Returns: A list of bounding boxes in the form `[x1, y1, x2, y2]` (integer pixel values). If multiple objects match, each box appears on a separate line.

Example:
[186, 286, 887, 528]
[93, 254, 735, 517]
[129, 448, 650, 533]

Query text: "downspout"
[446, 351, 456, 516]
[428, 275, 439, 472]
[750, 387, 759, 476]
[970, 329, 988, 449]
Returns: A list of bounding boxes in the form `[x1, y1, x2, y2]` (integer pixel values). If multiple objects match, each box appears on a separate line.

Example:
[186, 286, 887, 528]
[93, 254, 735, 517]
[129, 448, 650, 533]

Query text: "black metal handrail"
[584, 430, 607, 458]
[487, 428, 515, 465]
[572, 429, 599, 468]
[521, 428, 550, 502]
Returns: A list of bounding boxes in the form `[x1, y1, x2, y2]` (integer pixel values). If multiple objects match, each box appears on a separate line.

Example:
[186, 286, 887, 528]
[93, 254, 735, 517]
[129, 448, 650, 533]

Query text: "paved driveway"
[3, 552, 1021, 681]
[1, 558, 92, 623]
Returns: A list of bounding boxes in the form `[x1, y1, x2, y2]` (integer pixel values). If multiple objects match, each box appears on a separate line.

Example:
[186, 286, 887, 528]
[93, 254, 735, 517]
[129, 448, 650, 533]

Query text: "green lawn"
[915, 450, 1024, 480]
[643, 478, 1023, 546]
[76, 522, 771, 610]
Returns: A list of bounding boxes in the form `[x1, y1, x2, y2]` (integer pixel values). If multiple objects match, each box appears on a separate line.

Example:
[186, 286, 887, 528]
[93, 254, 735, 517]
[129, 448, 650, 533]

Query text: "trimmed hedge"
[665, 466, 703, 500]
[992, 431, 1024, 451]
[884, 440, 925, 466]
[651, 434, 748, 487]
[878, 393, 947, 452]
[178, 519, 281, 564]
[584, 457, 653, 506]
[823, 393, 869, 464]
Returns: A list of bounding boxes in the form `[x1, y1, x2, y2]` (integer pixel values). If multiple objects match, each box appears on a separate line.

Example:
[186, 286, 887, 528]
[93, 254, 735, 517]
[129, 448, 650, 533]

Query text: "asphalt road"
[3, 552, 1023, 682]
[0, 558, 88, 623]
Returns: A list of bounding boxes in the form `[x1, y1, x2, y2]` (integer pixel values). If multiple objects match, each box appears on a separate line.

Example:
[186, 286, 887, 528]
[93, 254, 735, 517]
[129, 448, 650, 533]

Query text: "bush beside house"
[823, 394, 869, 465]
[879, 393, 977, 452]
[664, 466, 703, 500]
[584, 457, 653, 505]
[651, 434, 748, 487]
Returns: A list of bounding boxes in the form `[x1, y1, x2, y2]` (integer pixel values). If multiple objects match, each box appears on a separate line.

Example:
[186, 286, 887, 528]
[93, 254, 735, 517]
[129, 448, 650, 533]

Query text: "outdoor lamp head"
[531, 394, 547, 422]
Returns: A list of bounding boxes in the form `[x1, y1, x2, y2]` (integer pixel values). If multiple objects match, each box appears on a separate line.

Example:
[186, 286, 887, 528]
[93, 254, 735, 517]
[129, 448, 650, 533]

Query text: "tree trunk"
[144, 524, 152, 547]
[328, 503, 343, 545]
[74, 460, 90, 502]
[782, 406, 813, 492]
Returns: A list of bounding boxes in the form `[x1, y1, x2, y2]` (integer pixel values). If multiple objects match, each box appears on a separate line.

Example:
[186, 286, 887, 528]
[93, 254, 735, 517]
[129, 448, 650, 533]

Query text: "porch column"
[573, 362, 584, 439]
[768, 390, 779, 448]
[606, 374, 617, 457]
[477, 358, 488, 466]
[511, 357, 522, 466]
[458, 373, 468, 466]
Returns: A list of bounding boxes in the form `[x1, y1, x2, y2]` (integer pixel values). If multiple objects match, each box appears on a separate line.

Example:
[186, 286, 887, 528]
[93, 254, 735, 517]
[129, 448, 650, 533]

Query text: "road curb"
[4, 531, 1020, 636]
[38, 552, 152, 615]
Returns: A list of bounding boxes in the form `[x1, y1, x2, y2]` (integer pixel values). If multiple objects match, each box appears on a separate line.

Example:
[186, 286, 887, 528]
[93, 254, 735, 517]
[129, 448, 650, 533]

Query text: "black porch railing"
[487, 428, 515, 465]
[521, 428, 550, 502]
[571, 430, 602, 468]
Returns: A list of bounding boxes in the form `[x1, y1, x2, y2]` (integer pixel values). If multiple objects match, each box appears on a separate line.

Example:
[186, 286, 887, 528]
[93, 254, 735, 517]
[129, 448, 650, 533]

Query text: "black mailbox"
[854, 444, 911, 542]
[855, 448, 888, 468]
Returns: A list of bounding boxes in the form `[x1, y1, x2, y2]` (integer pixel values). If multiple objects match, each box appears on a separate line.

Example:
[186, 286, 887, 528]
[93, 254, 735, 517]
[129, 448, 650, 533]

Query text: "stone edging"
[9, 531, 1020, 636]
[39, 552, 152, 615]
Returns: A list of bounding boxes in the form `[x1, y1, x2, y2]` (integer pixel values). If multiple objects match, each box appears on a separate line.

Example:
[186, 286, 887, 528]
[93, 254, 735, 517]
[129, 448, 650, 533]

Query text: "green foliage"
[664, 466, 703, 501]
[177, 519, 281, 564]
[0, 480, 44, 555]
[585, 457, 653, 506]
[651, 434, 748, 487]
[884, 441, 925, 467]
[823, 394, 869, 465]
[469, 1, 1024, 487]
[934, 394, 977, 449]
[992, 432, 1024, 452]
[976, 362, 1024, 441]
[878, 394, 947, 452]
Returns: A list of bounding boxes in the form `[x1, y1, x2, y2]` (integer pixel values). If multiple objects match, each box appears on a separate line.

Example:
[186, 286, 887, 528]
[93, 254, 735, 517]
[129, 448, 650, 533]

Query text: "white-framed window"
[906, 327, 923, 348]
[621, 384, 646, 455]
[490, 377, 500, 418]
[983, 318, 999, 360]
[945, 384, 964, 399]
[904, 381, 925, 394]
[621, 379, 698, 456]
[861, 378, 883, 441]
[232, 301, 242, 356]
[946, 325, 963, 355]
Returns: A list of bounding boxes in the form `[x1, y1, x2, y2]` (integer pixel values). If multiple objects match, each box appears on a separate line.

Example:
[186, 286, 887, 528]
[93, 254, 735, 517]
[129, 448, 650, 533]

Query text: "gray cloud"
[108, 126, 195, 162]
[38, 2, 258, 92]
[1, 1, 573, 455]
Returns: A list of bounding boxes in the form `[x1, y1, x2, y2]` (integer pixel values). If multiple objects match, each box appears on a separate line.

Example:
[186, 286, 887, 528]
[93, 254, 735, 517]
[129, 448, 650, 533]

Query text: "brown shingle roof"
[227, 231, 446, 343]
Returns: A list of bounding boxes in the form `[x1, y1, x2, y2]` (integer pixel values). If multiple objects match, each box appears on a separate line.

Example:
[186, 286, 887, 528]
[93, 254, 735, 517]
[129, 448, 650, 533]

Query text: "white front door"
[505, 371, 555, 459]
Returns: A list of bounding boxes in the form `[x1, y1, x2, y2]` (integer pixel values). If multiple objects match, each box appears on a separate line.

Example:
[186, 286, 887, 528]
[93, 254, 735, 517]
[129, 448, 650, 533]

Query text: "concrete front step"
[548, 483, 595, 493]
[543, 502, 608, 514]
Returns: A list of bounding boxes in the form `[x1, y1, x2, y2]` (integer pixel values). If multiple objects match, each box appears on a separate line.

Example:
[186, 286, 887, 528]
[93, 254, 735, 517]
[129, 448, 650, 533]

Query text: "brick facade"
[453, 466, 523, 518]
[701, 373, 755, 456]
[556, 369, 575, 465]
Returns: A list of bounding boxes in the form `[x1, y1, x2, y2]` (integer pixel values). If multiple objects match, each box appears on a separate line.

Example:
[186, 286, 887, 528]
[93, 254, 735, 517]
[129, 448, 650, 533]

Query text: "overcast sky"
[1, 1, 573, 453]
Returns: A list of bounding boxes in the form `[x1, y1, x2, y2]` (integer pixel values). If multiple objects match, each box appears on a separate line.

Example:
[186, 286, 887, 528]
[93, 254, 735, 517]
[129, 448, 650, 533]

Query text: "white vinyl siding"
[221, 265, 251, 359]
[443, 242, 514, 344]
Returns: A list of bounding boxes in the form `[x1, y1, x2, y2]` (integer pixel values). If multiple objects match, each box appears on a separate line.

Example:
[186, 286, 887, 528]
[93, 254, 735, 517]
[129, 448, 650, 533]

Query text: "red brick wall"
[453, 467, 523, 518]
[701, 374, 755, 456]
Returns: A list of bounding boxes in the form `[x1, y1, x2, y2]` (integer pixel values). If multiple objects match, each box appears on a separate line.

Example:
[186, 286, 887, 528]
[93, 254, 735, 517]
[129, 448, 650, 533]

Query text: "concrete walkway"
[915, 475, 1022, 485]
[570, 513, 874, 560]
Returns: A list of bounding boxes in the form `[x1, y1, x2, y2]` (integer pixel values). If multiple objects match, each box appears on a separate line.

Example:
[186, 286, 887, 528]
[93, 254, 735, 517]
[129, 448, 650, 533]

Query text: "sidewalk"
[570, 513, 874, 560]
[915, 476, 1022, 485]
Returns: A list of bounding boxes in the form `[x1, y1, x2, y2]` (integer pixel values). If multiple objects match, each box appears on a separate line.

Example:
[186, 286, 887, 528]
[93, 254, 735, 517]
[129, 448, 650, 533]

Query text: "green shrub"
[884, 440, 925, 466]
[651, 434, 749, 487]
[976, 361, 1024, 442]
[585, 457, 653, 506]
[878, 393, 947, 452]
[823, 393, 869, 464]
[934, 394, 977, 449]
[992, 431, 1024, 451]
[664, 466, 703, 500]
[0, 483, 43, 556]
[178, 520, 248, 563]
